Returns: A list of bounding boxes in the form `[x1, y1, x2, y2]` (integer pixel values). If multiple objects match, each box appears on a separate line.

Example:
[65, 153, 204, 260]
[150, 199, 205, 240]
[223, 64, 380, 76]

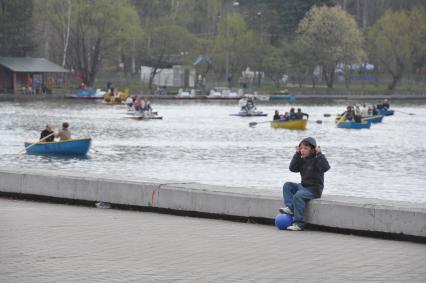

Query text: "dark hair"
[300, 141, 315, 150]
[62, 122, 69, 129]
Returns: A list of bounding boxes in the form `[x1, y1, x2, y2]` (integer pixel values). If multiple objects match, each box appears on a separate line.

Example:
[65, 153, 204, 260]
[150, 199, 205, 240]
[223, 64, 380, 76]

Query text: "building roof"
[0, 57, 69, 73]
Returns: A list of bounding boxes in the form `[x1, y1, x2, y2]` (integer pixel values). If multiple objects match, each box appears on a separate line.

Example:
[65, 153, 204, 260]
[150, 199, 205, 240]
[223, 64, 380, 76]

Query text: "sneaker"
[287, 224, 303, 231]
[278, 207, 294, 215]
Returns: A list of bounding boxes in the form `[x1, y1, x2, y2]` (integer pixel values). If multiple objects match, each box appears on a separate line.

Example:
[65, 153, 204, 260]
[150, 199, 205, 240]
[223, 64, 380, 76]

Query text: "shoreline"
[1, 92, 426, 101]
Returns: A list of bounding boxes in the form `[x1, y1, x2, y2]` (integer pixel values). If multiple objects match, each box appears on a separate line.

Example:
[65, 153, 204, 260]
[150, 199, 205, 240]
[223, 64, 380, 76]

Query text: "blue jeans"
[283, 182, 317, 228]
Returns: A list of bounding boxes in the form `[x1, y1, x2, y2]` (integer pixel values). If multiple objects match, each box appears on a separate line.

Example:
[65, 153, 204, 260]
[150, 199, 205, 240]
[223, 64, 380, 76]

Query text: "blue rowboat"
[378, 108, 394, 116]
[24, 138, 92, 155]
[362, 115, 384, 123]
[77, 88, 96, 97]
[67, 89, 104, 99]
[337, 120, 371, 129]
[268, 95, 296, 102]
[229, 111, 268, 117]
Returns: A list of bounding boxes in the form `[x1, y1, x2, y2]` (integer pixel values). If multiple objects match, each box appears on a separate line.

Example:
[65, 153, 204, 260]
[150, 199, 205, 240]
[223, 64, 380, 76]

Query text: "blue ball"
[275, 213, 293, 230]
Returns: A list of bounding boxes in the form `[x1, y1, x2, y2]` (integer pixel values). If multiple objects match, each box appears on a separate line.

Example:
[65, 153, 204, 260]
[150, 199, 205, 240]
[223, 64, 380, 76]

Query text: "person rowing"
[295, 108, 309, 120]
[40, 124, 55, 142]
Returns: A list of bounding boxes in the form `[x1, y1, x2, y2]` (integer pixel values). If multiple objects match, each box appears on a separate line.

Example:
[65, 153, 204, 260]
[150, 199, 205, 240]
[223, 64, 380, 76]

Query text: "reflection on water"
[0, 98, 425, 203]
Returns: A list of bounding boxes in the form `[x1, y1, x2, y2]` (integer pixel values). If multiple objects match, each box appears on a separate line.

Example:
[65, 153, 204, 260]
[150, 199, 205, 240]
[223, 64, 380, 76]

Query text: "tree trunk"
[149, 67, 158, 93]
[324, 66, 335, 88]
[387, 74, 401, 90]
[62, 0, 71, 67]
[87, 38, 102, 85]
[386, 61, 404, 90]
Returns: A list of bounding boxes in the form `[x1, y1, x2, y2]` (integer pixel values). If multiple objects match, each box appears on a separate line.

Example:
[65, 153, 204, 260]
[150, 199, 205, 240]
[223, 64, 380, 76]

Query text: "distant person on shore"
[107, 81, 113, 93]
[279, 137, 330, 231]
[56, 122, 71, 141]
[295, 108, 309, 120]
[40, 124, 55, 142]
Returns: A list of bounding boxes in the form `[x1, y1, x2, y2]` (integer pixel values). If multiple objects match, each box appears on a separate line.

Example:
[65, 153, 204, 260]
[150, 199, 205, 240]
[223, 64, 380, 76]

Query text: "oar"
[249, 121, 271, 127]
[336, 113, 346, 125]
[396, 110, 415, 115]
[19, 132, 55, 155]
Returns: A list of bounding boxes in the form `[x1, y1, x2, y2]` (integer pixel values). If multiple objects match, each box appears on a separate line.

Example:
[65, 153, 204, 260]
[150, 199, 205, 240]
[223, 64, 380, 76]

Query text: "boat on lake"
[268, 94, 296, 102]
[378, 108, 394, 116]
[361, 115, 384, 123]
[270, 119, 307, 130]
[67, 89, 105, 99]
[24, 138, 92, 155]
[230, 110, 267, 117]
[336, 120, 371, 129]
[125, 110, 162, 120]
[336, 115, 384, 124]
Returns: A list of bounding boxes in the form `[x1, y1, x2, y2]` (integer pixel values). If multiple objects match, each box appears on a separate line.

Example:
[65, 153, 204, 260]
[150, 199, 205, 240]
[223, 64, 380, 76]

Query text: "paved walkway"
[0, 198, 425, 283]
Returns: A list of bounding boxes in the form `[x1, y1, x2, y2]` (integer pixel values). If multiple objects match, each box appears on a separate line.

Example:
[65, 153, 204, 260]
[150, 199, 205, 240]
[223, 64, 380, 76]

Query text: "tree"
[213, 14, 255, 85]
[367, 9, 416, 90]
[408, 7, 426, 80]
[33, 0, 72, 67]
[68, 0, 141, 85]
[261, 43, 289, 88]
[288, 41, 318, 88]
[142, 25, 197, 92]
[0, 0, 34, 56]
[295, 5, 365, 88]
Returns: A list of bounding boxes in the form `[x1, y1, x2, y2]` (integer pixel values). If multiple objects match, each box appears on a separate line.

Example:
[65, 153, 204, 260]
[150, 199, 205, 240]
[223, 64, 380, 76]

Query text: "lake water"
[0, 97, 425, 203]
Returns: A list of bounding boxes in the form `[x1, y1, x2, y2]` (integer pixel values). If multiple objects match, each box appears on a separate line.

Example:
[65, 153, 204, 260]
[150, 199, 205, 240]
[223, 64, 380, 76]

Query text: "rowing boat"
[336, 121, 371, 129]
[24, 138, 92, 155]
[270, 119, 307, 130]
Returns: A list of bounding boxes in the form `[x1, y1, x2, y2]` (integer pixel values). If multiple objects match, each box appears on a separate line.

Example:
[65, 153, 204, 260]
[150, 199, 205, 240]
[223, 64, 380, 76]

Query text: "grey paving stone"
[0, 198, 425, 283]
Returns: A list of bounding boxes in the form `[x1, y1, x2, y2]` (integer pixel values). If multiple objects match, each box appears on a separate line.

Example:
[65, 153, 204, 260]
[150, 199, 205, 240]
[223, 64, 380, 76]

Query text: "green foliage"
[70, 0, 141, 84]
[261, 42, 289, 87]
[213, 14, 255, 80]
[295, 5, 365, 88]
[0, 0, 34, 56]
[367, 8, 426, 90]
[409, 7, 426, 69]
[148, 25, 197, 66]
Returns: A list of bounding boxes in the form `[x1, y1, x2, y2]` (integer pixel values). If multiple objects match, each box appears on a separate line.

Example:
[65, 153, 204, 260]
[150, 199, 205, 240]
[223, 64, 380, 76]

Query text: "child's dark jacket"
[289, 152, 330, 198]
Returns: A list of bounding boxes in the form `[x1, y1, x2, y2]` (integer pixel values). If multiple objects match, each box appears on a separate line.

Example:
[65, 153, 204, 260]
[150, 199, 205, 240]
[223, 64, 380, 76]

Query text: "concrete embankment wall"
[0, 168, 425, 240]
